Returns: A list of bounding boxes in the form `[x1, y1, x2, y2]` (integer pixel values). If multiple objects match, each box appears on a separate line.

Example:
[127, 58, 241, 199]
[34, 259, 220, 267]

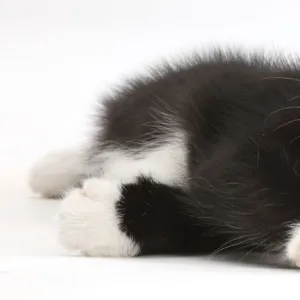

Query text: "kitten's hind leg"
[29, 148, 85, 198]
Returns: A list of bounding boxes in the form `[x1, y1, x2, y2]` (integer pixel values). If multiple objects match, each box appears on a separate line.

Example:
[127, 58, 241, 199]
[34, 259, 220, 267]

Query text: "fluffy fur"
[30, 50, 300, 267]
[29, 148, 85, 198]
[59, 178, 140, 257]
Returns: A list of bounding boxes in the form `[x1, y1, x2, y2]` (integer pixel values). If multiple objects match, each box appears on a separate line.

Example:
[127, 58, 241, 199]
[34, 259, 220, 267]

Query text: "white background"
[1, 0, 300, 299]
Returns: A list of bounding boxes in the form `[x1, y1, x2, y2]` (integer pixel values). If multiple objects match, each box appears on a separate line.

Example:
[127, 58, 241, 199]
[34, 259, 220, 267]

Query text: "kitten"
[29, 49, 300, 266]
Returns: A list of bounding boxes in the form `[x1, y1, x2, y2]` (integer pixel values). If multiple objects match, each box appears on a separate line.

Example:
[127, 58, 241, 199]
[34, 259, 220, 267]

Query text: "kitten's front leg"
[59, 177, 207, 256]
[59, 178, 140, 257]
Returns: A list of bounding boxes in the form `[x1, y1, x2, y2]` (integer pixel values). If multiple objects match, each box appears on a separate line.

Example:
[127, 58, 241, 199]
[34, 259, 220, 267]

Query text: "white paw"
[29, 148, 84, 198]
[285, 225, 300, 267]
[59, 178, 140, 257]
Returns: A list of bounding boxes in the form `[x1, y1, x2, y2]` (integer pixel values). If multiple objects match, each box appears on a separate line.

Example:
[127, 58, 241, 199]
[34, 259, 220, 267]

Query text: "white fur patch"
[30, 130, 187, 257]
[284, 224, 300, 266]
[86, 131, 188, 187]
[59, 178, 140, 257]
[29, 148, 85, 198]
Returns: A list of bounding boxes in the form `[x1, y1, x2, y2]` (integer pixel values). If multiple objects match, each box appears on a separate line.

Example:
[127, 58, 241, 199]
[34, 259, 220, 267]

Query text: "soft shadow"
[210, 252, 299, 271]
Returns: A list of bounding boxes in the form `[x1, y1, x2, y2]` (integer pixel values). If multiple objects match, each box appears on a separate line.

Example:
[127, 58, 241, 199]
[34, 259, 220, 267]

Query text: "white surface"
[2, 169, 300, 299]
[2, 0, 300, 298]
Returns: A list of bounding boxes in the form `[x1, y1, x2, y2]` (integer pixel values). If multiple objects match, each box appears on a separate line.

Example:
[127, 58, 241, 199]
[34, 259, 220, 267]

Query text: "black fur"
[117, 177, 226, 255]
[91, 50, 300, 257]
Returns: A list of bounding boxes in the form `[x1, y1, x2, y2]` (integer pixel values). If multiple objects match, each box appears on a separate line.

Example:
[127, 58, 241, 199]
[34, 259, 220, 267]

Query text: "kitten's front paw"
[285, 225, 300, 267]
[59, 178, 140, 257]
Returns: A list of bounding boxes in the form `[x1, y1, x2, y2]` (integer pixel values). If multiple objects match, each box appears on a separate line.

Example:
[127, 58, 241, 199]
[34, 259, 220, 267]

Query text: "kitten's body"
[30, 50, 300, 266]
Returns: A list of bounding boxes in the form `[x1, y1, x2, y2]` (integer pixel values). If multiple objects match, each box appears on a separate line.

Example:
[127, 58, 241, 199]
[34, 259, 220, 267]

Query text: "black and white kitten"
[29, 50, 300, 266]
